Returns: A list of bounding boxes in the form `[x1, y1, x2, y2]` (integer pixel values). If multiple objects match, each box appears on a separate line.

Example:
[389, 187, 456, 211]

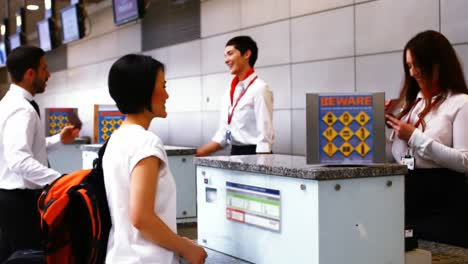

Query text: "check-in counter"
[195, 154, 407, 264]
[48, 137, 91, 174]
[81, 144, 197, 222]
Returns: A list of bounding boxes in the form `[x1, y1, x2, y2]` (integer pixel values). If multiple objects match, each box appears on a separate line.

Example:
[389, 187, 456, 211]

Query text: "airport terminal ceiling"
[0, 0, 105, 36]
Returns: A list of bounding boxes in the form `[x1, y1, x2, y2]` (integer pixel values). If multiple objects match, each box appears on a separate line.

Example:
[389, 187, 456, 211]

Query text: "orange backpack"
[38, 143, 111, 264]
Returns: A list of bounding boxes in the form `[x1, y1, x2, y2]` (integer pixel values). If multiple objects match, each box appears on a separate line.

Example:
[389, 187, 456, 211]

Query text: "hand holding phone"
[385, 98, 401, 116]
[385, 99, 401, 128]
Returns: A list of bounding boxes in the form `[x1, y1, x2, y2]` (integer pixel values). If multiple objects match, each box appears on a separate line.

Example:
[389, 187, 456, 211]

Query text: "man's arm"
[254, 84, 274, 153]
[46, 125, 80, 151]
[3, 109, 60, 187]
[196, 141, 222, 157]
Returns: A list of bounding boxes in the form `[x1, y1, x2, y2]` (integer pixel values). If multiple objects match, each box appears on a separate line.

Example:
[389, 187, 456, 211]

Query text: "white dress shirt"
[0, 84, 62, 190]
[212, 72, 274, 153]
[388, 92, 468, 173]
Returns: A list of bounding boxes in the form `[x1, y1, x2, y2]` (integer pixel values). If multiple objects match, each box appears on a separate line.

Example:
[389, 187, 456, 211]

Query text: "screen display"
[113, 0, 141, 25]
[37, 19, 52, 52]
[9, 33, 21, 50]
[0, 42, 6, 67]
[60, 5, 80, 44]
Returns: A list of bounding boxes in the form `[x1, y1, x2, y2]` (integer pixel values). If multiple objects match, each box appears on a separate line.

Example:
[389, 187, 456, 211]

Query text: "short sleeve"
[129, 135, 167, 174]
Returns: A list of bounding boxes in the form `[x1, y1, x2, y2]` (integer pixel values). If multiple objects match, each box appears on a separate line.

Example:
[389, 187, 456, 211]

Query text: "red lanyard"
[227, 70, 257, 125]
[406, 96, 443, 130]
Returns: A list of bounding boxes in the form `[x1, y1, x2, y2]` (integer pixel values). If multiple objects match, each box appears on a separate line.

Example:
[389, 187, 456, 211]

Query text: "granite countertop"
[419, 240, 468, 264]
[194, 154, 407, 180]
[80, 144, 196, 156]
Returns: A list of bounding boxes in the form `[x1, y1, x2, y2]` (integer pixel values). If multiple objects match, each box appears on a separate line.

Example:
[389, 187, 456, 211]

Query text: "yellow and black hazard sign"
[323, 142, 338, 157]
[339, 127, 354, 141]
[355, 111, 370, 126]
[339, 111, 353, 126]
[322, 112, 337, 126]
[355, 127, 370, 141]
[355, 142, 370, 157]
[322, 127, 338, 141]
[339, 142, 354, 157]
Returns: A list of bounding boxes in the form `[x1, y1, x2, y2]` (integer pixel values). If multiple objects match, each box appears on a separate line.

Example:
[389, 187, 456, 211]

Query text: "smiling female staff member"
[196, 36, 274, 156]
[385, 30, 468, 247]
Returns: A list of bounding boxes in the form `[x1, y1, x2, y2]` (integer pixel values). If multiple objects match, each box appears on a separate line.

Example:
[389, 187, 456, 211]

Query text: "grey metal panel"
[45, 45, 67, 72]
[372, 92, 385, 163]
[306, 93, 319, 164]
[142, 0, 200, 51]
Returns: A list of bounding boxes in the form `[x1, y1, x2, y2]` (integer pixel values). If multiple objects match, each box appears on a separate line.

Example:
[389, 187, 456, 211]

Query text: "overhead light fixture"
[27, 5, 40, 11]
[16, 15, 22, 27]
[45, 0, 52, 10]
[0, 25, 5, 36]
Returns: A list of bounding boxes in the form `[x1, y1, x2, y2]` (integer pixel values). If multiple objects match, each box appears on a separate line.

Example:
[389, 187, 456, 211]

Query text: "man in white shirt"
[196, 36, 274, 156]
[0, 46, 80, 262]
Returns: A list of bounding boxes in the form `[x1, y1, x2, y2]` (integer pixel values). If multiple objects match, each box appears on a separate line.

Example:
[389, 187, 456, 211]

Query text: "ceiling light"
[45, 0, 52, 10]
[26, 5, 40, 11]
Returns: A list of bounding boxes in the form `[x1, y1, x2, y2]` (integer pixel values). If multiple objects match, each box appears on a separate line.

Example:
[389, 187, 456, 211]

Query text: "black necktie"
[29, 100, 40, 118]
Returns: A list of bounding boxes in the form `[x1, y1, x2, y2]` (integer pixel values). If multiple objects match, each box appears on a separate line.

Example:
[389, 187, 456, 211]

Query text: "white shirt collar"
[9, 83, 34, 101]
[416, 90, 449, 101]
[240, 71, 257, 87]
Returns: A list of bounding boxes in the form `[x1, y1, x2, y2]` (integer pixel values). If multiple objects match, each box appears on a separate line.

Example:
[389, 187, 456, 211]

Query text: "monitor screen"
[9, 33, 21, 50]
[37, 19, 52, 52]
[112, 0, 143, 26]
[0, 42, 6, 67]
[60, 4, 82, 44]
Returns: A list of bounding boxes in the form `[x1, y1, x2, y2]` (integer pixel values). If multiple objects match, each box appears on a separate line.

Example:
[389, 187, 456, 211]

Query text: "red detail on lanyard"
[227, 69, 257, 125]
[406, 96, 443, 130]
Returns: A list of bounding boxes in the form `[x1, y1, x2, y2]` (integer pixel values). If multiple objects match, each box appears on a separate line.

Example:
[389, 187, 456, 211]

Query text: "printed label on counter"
[226, 181, 281, 232]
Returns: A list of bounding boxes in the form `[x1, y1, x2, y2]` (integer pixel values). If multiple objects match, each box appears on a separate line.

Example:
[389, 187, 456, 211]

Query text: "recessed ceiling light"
[26, 5, 40, 11]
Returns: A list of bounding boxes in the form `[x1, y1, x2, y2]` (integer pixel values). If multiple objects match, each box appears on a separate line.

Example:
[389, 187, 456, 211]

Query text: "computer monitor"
[9, 33, 21, 50]
[0, 41, 7, 67]
[60, 4, 85, 44]
[112, 0, 145, 26]
[37, 18, 54, 52]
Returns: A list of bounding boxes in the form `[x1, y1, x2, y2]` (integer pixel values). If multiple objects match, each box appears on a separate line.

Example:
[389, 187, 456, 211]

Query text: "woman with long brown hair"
[386, 30, 468, 247]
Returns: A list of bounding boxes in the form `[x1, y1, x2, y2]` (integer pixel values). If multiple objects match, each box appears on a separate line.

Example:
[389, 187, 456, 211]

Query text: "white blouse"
[388, 92, 468, 173]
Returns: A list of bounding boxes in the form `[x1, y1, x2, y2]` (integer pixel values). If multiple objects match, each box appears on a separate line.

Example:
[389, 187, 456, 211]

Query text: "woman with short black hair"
[103, 54, 207, 263]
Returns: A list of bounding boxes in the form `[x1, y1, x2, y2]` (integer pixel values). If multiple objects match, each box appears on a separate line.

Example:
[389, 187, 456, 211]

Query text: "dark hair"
[6, 45, 45, 82]
[226, 36, 258, 67]
[398, 30, 468, 120]
[108, 54, 164, 114]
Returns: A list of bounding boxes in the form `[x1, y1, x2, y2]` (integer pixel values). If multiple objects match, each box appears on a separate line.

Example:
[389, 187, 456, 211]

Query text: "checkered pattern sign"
[318, 94, 374, 164]
[45, 108, 76, 136]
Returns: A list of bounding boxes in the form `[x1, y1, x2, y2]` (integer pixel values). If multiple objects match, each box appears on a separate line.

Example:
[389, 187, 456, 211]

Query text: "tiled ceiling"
[0, 0, 104, 39]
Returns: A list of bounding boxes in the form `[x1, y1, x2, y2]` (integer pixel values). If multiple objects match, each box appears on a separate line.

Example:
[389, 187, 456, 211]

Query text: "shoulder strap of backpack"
[93, 140, 109, 170]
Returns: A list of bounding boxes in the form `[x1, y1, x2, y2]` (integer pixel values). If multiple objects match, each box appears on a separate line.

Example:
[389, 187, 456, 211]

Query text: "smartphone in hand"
[385, 98, 401, 116]
[68, 111, 82, 129]
[385, 98, 401, 128]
